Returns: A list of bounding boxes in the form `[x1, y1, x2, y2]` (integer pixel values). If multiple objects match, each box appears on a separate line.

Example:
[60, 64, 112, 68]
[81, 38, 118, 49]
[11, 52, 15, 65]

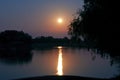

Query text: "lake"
[0, 46, 119, 80]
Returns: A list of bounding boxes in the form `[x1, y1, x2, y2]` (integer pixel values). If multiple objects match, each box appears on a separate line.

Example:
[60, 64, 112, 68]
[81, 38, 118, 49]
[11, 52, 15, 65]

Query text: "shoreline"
[14, 75, 111, 80]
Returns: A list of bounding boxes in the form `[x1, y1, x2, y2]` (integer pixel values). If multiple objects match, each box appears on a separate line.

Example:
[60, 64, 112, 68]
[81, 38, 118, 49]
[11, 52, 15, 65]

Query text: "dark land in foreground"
[15, 75, 120, 80]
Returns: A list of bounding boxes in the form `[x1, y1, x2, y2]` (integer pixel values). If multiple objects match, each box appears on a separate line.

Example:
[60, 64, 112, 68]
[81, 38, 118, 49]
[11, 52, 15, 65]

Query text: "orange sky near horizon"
[30, 10, 73, 38]
[0, 0, 83, 38]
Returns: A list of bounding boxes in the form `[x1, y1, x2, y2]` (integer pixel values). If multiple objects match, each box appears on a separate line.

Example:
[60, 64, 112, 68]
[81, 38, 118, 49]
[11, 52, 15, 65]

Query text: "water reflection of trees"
[110, 56, 120, 79]
[89, 48, 120, 78]
[0, 47, 33, 64]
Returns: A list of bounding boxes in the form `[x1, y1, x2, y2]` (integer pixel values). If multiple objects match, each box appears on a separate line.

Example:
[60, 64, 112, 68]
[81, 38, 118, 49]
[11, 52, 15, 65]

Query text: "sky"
[0, 0, 83, 38]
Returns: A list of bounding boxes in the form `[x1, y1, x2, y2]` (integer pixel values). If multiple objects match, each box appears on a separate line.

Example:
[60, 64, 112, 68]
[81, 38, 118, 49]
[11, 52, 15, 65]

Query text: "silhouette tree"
[0, 30, 32, 56]
[69, 0, 120, 52]
[0, 30, 32, 45]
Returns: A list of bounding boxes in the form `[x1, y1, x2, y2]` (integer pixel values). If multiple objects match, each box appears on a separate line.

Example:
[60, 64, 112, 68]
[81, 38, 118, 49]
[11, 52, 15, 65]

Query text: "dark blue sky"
[0, 0, 83, 38]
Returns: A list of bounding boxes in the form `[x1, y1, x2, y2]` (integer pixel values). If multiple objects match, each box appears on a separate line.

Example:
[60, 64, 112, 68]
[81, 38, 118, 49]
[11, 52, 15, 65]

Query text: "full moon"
[57, 18, 63, 23]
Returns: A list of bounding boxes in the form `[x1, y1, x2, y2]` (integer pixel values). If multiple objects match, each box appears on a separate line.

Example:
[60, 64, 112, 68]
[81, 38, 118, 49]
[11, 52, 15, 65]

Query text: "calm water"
[0, 46, 119, 80]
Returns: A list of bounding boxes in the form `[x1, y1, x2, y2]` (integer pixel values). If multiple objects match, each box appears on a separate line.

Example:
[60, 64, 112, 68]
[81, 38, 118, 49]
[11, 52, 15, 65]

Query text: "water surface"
[0, 47, 119, 80]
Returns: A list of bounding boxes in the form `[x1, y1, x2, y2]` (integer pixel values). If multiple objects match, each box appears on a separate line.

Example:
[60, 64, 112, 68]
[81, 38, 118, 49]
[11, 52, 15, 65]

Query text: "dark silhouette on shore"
[33, 36, 70, 47]
[0, 30, 32, 45]
[0, 30, 33, 64]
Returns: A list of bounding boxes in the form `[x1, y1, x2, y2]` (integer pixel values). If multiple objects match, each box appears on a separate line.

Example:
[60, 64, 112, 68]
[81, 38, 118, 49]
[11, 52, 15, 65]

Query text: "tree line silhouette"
[0, 30, 32, 57]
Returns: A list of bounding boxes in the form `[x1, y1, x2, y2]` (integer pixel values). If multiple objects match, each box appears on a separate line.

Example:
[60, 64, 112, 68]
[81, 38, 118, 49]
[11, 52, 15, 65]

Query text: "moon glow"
[57, 18, 63, 23]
